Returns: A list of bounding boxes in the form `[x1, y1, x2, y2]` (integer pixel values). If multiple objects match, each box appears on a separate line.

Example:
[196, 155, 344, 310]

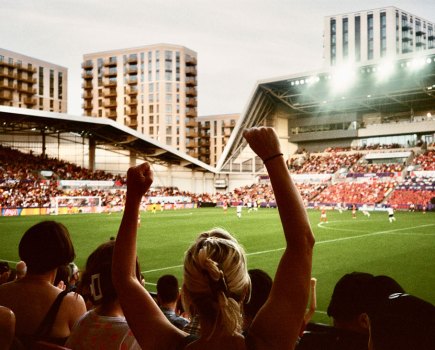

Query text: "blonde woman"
[113, 127, 315, 350]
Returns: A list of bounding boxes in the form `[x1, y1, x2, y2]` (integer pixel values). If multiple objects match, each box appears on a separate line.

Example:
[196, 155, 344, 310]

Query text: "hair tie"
[90, 273, 103, 301]
[263, 153, 283, 163]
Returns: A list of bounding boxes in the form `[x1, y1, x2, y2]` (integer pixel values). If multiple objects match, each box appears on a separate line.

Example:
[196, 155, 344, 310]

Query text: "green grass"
[1, 208, 434, 324]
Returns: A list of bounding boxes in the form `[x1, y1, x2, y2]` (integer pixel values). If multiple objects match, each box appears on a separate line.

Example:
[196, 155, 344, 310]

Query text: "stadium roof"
[0, 106, 216, 173]
[217, 51, 435, 171]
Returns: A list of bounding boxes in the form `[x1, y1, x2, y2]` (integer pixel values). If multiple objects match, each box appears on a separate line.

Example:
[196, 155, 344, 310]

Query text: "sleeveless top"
[15, 290, 70, 348]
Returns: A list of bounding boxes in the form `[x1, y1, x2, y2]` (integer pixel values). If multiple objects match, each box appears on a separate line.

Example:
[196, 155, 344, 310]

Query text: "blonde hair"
[182, 228, 250, 337]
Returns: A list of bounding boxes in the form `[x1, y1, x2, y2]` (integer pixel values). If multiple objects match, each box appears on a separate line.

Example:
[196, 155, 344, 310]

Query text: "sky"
[2, 0, 435, 117]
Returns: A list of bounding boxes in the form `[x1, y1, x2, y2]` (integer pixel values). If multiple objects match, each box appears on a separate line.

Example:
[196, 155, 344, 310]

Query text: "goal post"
[50, 196, 102, 215]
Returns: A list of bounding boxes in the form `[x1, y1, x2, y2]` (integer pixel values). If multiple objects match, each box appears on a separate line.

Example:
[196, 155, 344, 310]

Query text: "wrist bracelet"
[263, 153, 283, 163]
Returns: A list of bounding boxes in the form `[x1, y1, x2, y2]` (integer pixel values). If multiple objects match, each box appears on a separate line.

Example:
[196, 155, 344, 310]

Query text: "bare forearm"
[265, 155, 313, 246]
[113, 196, 141, 284]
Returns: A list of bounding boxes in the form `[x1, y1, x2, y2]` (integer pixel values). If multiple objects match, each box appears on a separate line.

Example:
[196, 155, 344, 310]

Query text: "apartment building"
[324, 7, 435, 66]
[82, 44, 198, 157]
[198, 113, 240, 166]
[0, 48, 67, 112]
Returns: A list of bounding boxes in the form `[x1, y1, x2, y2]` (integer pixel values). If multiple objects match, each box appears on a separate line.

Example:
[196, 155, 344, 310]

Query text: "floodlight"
[409, 57, 426, 70]
[377, 59, 395, 81]
[330, 64, 357, 93]
[426, 58, 432, 64]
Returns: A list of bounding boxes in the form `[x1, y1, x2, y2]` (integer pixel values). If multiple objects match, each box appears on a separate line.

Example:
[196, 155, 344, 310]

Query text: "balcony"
[103, 88, 117, 97]
[126, 117, 138, 128]
[126, 107, 138, 116]
[0, 90, 13, 100]
[82, 102, 93, 111]
[103, 58, 117, 67]
[187, 150, 198, 158]
[126, 86, 138, 95]
[185, 120, 197, 127]
[186, 56, 197, 65]
[199, 148, 210, 155]
[402, 37, 412, 42]
[82, 92, 93, 100]
[103, 68, 117, 77]
[185, 67, 197, 76]
[82, 71, 94, 80]
[186, 141, 197, 149]
[416, 30, 426, 36]
[23, 97, 36, 106]
[0, 69, 15, 79]
[104, 100, 117, 108]
[186, 131, 198, 138]
[199, 139, 210, 147]
[199, 155, 210, 163]
[186, 108, 197, 118]
[126, 66, 138, 74]
[0, 81, 15, 90]
[103, 78, 117, 87]
[107, 110, 117, 119]
[223, 120, 236, 128]
[402, 24, 412, 31]
[200, 123, 210, 129]
[0, 61, 16, 69]
[186, 87, 197, 96]
[82, 81, 93, 90]
[126, 96, 138, 105]
[16, 74, 36, 84]
[186, 98, 197, 107]
[185, 77, 197, 86]
[126, 77, 138, 85]
[127, 55, 138, 64]
[82, 61, 93, 69]
[16, 64, 36, 73]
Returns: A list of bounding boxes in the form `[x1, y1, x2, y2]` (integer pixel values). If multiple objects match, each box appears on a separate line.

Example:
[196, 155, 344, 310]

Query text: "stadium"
[1, 5, 435, 347]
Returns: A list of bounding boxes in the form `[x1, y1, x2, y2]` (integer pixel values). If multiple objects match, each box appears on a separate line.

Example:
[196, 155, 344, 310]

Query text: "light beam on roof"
[330, 64, 357, 93]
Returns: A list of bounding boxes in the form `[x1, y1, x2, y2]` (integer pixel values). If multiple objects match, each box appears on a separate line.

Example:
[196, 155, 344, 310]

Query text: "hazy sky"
[2, 0, 435, 117]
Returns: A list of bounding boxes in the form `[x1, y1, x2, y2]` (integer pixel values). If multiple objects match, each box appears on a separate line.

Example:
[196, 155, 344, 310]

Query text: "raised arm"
[112, 162, 186, 349]
[244, 127, 315, 350]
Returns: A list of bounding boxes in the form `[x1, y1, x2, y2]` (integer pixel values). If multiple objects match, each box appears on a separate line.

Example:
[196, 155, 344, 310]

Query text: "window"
[166, 104, 172, 113]
[58, 72, 63, 99]
[38, 67, 44, 95]
[330, 18, 336, 65]
[380, 12, 387, 57]
[367, 14, 374, 60]
[342, 18, 349, 59]
[166, 94, 172, 102]
[355, 16, 361, 61]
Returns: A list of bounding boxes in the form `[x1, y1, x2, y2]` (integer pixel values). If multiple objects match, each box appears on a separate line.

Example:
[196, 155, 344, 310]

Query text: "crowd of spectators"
[411, 150, 435, 170]
[1, 144, 434, 211]
[288, 152, 363, 174]
[313, 181, 397, 206]
[349, 162, 404, 174]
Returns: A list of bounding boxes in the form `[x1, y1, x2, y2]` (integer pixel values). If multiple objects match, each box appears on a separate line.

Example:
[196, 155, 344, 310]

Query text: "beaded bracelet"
[263, 153, 283, 163]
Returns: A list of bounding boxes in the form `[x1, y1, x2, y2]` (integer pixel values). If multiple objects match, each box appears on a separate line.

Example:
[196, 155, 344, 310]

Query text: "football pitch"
[1, 208, 434, 324]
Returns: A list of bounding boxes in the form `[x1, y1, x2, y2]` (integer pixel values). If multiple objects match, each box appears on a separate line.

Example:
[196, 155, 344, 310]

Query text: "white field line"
[140, 223, 435, 274]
